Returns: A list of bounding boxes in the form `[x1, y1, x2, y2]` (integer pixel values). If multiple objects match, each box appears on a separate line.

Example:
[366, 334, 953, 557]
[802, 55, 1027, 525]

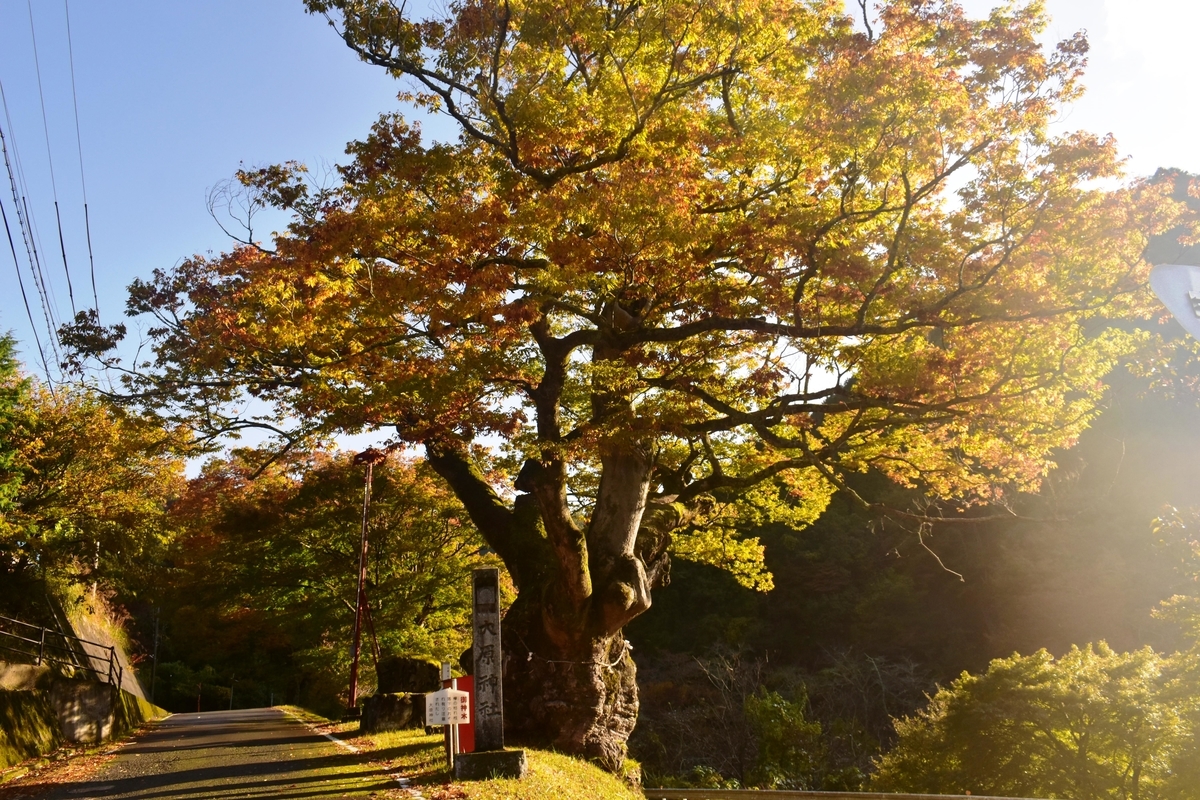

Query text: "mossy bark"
[500, 592, 639, 771]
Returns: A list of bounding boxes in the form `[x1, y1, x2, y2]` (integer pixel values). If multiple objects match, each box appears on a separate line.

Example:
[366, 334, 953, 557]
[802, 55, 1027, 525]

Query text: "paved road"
[24, 709, 400, 799]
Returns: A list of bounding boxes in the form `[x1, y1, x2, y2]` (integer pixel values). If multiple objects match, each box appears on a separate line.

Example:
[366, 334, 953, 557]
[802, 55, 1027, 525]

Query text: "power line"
[27, 0, 76, 317]
[0, 84, 63, 369]
[0, 127, 56, 390]
[4, 57, 63, 343]
[0, 196, 54, 392]
[64, 0, 98, 319]
[21, 195, 61, 365]
[0, 83, 35, 237]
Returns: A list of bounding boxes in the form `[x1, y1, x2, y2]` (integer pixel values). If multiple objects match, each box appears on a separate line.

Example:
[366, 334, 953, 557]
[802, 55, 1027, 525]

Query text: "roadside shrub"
[744, 688, 823, 789]
[873, 644, 1187, 800]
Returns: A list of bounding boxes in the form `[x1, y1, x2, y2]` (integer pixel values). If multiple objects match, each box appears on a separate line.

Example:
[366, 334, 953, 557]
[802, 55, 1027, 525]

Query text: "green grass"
[362, 728, 642, 800]
[285, 707, 643, 800]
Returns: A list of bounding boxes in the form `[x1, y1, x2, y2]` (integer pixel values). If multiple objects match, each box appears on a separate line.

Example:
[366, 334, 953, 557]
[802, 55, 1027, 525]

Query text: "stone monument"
[452, 567, 527, 780]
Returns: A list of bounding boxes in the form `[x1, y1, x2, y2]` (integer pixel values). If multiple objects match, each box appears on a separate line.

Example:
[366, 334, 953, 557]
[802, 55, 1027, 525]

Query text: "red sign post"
[442, 675, 474, 753]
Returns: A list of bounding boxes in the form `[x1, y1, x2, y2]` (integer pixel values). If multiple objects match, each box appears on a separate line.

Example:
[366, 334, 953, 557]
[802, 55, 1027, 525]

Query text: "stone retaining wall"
[0, 688, 61, 769]
[360, 692, 426, 733]
[0, 667, 165, 769]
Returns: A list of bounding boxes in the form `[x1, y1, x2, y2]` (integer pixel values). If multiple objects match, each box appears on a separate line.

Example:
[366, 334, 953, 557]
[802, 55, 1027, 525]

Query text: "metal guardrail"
[0, 613, 123, 689]
[644, 791, 1044, 800]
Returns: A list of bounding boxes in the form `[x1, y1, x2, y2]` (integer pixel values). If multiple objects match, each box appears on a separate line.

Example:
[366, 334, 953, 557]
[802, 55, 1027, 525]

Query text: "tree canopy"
[872, 643, 1188, 799]
[0, 335, 28, 516]
[64, 0, 1196, 765]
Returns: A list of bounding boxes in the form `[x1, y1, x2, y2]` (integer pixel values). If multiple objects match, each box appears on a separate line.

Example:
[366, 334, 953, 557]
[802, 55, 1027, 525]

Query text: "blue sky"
[1, 0, 1197, 425]
[0, 1, 415, 374]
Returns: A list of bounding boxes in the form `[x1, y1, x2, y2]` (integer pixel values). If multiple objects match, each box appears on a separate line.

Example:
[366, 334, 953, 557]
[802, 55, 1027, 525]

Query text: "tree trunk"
[499, 591, 639, 771]
[427, 410, 670, 772]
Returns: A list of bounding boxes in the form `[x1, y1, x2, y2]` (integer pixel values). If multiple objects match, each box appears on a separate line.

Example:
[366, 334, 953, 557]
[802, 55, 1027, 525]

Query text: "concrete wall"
[1, 596, 158, 770]
[0, 688, 61, 769]
[0, 663, 50, 692]
[0, 667, 166, 769]
[48, 680, 121, 745]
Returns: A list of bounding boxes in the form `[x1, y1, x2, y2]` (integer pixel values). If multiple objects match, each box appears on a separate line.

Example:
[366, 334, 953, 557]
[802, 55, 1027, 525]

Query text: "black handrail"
[0, 613, 123, 689]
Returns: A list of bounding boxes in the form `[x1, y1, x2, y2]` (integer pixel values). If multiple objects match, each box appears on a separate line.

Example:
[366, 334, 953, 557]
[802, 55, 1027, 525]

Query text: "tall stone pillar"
[454, 567, 527, 780]
[471, 567, 503, 752]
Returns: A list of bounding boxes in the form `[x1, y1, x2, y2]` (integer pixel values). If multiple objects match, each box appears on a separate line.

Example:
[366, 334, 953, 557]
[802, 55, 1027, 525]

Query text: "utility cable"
[64, 0, 98, 318]
[1, 65, 63, 344]
[27, 0, 76, 317]
[20, 195, 64, 336]
[22, 196, 61, 359]
[0, 197, 54, 392]
[0, 108, 62, 367]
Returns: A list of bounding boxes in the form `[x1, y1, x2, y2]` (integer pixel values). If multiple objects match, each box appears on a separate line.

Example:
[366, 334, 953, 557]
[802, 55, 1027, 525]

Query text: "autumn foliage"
[65, 0, 1195, 767]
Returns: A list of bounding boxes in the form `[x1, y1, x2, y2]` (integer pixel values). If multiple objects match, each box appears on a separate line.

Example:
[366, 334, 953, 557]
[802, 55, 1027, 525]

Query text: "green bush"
[744, 688, 823, 789]
[873, 643, 1188, 800]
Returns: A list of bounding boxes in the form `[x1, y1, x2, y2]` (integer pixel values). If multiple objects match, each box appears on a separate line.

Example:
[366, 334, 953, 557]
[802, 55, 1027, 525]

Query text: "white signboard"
[1150, 263, 1200, 342]
[425, 688, 470, 726]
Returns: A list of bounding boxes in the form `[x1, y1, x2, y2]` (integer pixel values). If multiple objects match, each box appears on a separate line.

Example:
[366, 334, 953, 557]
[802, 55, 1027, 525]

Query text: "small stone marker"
[453, 748, 529, 781]
[452, 567, 527, 780]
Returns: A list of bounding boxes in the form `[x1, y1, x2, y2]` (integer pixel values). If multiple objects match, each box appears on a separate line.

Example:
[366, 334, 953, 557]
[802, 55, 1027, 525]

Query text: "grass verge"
[282, 706, 643, 800]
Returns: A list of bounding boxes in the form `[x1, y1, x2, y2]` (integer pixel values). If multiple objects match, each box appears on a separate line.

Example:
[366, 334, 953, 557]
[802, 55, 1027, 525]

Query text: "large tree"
[68, 0, 1192, 767]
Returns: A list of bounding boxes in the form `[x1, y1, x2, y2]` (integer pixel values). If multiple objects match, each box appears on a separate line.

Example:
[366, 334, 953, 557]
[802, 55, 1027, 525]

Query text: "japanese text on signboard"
[425, 688, 470, 725]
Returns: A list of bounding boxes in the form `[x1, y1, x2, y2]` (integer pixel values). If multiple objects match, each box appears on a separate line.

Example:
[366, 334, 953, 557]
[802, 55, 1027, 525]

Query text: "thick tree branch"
[422, 438, 533, 578]
[525, 317, 594, 606]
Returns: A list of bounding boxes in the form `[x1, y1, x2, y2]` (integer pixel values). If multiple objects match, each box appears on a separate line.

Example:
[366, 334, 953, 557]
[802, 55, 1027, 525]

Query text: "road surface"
[21, 708, 400, 799]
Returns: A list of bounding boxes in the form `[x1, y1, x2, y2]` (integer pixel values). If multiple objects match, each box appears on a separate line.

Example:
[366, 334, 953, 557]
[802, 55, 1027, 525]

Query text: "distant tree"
[872, 643, 1187, 799]
[65, 0, 1194, 766]
[0, 334, 28, 515]
[159, 449, 493, 711]
[0, 371, 183, 602]
[1142, 507, 1200, 800]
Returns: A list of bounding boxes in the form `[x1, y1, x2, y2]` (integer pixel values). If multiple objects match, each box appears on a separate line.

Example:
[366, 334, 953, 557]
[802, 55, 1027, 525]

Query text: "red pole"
[348, 460, 372, 710]
[348, 448, 388, 710]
